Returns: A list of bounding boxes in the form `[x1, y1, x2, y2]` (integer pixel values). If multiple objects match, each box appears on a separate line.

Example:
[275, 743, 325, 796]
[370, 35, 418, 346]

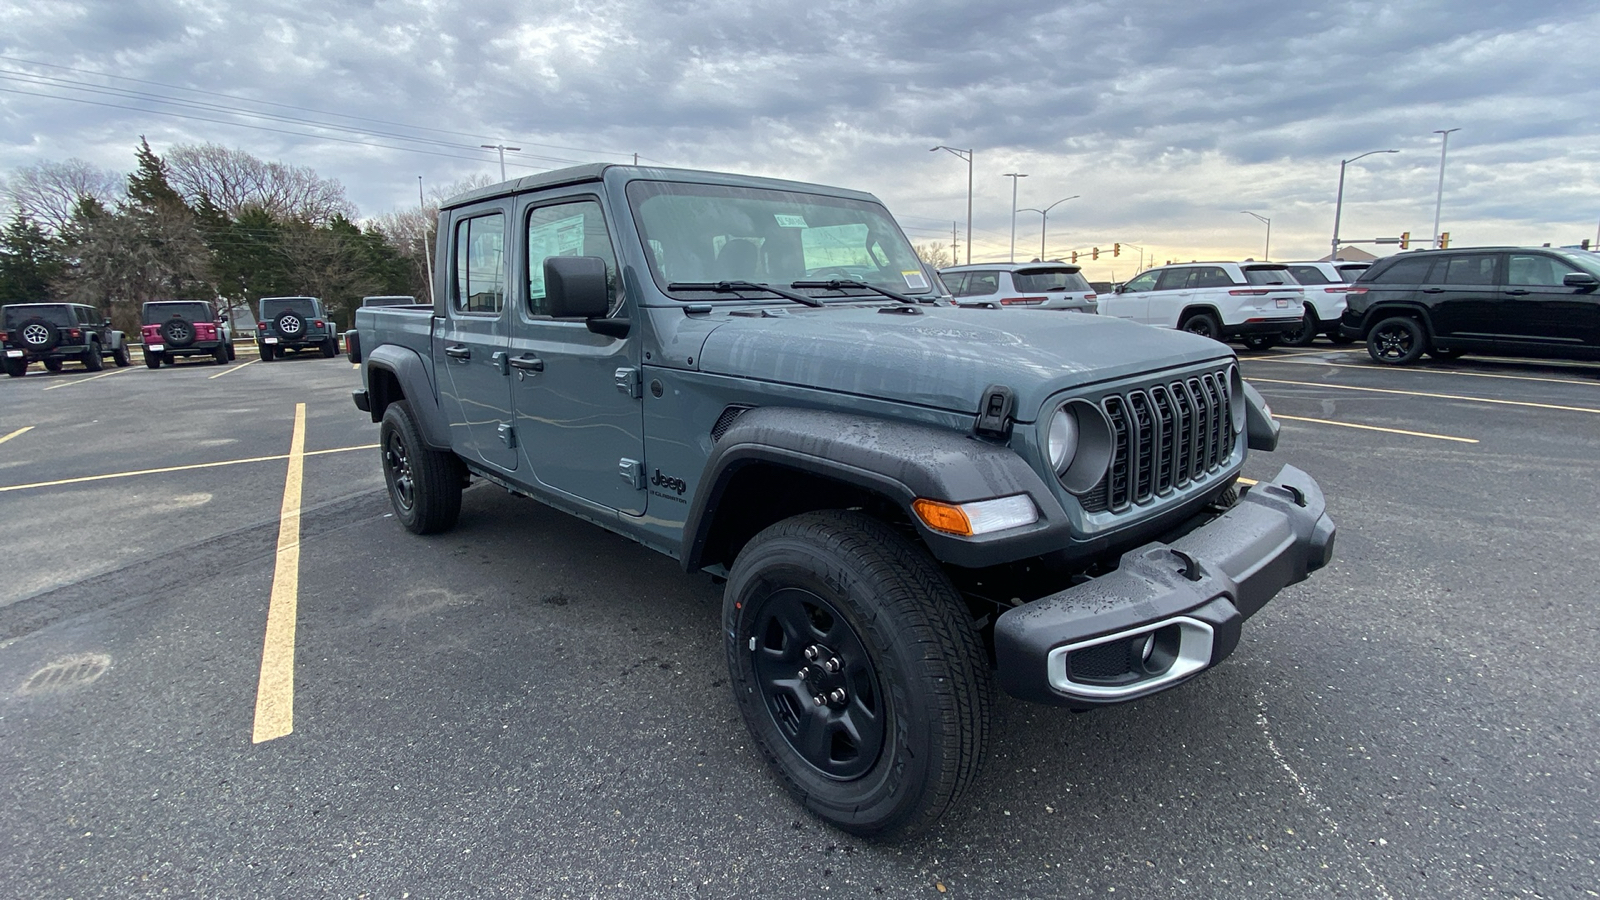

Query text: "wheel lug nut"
[829, 688, 846, 704]
[797, 667, 810, 681]
[804, 646, 821, 662]
[823, 658, 842, 673]
[812, 695, 827, 706]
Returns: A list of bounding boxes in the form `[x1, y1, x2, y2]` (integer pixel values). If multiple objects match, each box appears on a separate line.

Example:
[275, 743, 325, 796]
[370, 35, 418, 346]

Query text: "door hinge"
[615, 366, 642, 398]
[497, 423, 516, 448]
[619, 458, 643, 489]
[491, 350, 509, 375]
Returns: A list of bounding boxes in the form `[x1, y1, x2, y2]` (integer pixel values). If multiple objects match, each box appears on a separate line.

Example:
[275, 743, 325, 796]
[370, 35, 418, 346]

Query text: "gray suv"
[2, 302, 130, 376]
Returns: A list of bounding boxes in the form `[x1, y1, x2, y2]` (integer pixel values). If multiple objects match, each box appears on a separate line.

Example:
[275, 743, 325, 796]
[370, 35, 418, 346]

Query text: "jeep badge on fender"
[349, 163, 1335, 840]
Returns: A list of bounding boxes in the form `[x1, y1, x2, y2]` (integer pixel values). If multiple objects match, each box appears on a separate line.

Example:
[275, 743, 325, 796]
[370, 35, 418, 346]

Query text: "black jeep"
[2, 303, 130, 377]
[256, 296, 339, 361]
[141, 300, 235, 368]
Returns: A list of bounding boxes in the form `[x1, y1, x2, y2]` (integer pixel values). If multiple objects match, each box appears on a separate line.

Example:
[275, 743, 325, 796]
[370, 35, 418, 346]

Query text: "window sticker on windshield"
[902, 270, 930, 291]
[774, 214, 808, 228]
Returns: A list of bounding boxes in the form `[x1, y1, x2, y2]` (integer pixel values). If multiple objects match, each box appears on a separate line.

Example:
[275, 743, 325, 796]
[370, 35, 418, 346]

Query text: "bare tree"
[3, 159, 125, 235]
[913, 242, 953, 270]
[166, 143, 357, 225]
[366, 174, 497, 301]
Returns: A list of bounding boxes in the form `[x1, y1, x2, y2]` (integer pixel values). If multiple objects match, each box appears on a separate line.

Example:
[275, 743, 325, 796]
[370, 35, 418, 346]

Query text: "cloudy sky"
[2, 0, 1597, 280]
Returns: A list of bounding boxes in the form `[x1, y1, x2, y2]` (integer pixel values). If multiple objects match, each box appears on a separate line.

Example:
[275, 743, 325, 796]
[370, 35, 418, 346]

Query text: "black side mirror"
[545, 256, 611, 318]
[1562, 272, 1598, 289]
[103, 318, 113, 327]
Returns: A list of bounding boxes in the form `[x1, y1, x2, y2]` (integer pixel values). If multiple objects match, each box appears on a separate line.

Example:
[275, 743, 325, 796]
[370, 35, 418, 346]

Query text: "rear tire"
[113, 344, 131, 367]
[1282, 311, 1319, 347]
[380, 400, 463, 535]
[44, 358, 63, 372]
[1177, 311, 1222, 341]
[213, 343, 230, 365]
[259, 344, 274, 362]
[1240, 334, 1278, 350]
[83, 343, 104, 371]
[724, 510, 992, 840]
[320, 338, 337, 358]
[145, 351, 162, 370]
[3, 356, 24, 377]
[226, 343, 236, 361]
[1366, 316, 1426, 365]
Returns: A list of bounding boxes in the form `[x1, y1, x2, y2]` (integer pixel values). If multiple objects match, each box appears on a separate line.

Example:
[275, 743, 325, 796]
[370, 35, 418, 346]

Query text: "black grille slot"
[710, 405, 754, 443]
[1067, 639, 1136, 681]
[1082, 367, 1236, 513]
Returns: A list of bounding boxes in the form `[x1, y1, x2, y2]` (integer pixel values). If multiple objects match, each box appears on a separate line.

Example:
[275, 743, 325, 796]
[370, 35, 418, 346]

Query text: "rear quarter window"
[1243, 268, 1295, 286]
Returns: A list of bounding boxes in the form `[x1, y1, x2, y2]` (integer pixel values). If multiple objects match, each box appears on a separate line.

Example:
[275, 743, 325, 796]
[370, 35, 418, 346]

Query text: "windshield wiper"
[789, 279, 920, 304]
[667, 281, 824, 308]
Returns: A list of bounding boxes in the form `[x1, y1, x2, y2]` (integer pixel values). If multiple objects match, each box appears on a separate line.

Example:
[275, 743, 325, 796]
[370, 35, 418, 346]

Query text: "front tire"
[1366, 315, 1426, 365]
[83, 343, 104, 371]
[724, 510, 992, 840]
[379, 400, 463, 534]
[1178, 311, 1223, 341]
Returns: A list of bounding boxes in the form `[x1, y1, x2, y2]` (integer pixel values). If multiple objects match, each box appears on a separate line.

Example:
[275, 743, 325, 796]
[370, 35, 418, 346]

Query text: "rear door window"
[1154, 269, 1191, 290]
[1370, 257, 1435, 284]
[1285, 265, 1331, 285]
[453, 213, 507, 315]
[1439, 254, 1497, 284]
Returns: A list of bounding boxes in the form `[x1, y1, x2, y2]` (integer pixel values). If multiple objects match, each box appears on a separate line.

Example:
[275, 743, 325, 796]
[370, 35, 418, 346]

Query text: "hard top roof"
[940, 262, 1083, 272]
[441, 163, 882, 210]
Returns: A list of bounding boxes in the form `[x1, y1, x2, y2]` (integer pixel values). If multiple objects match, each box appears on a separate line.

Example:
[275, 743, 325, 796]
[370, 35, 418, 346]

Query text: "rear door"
[510, 192, 646, 515]
[1498, 252, 1600, 353]
[1423, 252, 1500, 346]
[436, 202, 518, 472]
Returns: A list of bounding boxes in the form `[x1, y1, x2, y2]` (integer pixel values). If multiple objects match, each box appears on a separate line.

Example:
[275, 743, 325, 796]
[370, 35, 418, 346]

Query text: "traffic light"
[1113, 243, 1121, 256]
[1092, 247, 1100, 260]
[1070, 251, 1079, 263]
[1399, 231, 1409, 250]
[1439, 232, 1450, 248]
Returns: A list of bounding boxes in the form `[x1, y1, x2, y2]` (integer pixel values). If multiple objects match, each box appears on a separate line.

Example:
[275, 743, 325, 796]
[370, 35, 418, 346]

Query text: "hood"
[696, 306, 1231, 421]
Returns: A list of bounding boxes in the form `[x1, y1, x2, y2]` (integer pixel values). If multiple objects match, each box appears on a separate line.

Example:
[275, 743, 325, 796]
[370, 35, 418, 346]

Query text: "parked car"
[256, 296, 339, 360]
[2, 302, 130, 376]
[1102, 261, 1304, 347]
[141, 300, 234, 368]
[1088, 280, 1118, 295]
[361, 295, 420, 308]
[1278, 261, 1368, 346]
[939, 263, 1099, 312]
[1340, 246, 1600, 364]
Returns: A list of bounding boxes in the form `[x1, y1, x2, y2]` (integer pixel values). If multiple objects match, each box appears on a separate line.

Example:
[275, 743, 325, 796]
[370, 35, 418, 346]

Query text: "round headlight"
[1047, 405, 1078, 474]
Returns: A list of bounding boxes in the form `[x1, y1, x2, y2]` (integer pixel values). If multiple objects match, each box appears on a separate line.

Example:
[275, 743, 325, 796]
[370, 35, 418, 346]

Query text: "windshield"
[1012, 267, 1090, 293]
[627, 181, 933, 298]
[143, 301, 214, 324]
[1243, 267, 1296, 286]
[3, 305, 74, 327]
[1552, 249, 1600, 278]
[262, 298, 318, 318]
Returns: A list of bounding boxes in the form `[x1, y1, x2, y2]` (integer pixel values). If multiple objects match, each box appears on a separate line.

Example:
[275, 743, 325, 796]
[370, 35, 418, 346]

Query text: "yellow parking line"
[0, 443, 378, 494]
[1275, 414, 1477, 443]
[1249, 377, 1600, 415]
[0, 426, 35, 445]
[1244, 355, 1600, 389]
[209, 358, 260, 379]
[253, 404, 306, 743]
[40, 367, 134, 391]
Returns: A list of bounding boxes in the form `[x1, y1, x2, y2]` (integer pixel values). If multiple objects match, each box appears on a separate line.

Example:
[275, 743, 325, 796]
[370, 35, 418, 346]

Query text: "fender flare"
[364, 343, 452, 450]
[1359, 302, 1436, 338]
[680, 407, 1075, 571]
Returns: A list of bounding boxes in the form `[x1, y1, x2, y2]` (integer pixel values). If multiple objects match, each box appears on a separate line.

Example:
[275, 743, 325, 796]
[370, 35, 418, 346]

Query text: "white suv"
[938, 263, 1099, 312]
[1103, 261, 1304, 346]
[1279, 261, 1368, 345]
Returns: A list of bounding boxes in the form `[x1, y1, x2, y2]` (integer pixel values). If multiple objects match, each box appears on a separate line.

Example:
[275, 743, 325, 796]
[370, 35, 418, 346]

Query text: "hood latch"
[974, 384, 1015, 439]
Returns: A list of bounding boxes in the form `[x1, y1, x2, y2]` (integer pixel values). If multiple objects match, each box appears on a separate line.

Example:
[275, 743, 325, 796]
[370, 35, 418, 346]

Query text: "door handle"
[445, 345, 471, 360]
[1505, 289, 1530, 296]
[1421, 288, 1445, 293]
[509, 355, 544, 372]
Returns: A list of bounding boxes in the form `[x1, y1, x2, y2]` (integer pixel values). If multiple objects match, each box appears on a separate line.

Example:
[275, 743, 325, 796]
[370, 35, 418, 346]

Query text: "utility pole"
[1003, 172, 1028, 262]
[952, 222, 959, 267]
[1431, 128, 1461, 249]
[1241, 211, 1271, 260]
[931, 147, 974, 264]
[480, 143, 522, 181]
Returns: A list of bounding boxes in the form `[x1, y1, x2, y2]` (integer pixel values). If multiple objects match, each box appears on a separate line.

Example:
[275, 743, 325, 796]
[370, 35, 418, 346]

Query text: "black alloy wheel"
[18, 318, 58, 351]
[1282, 310, 1320, 347]
[1178, 311, 1222, 341]
[724, 510, 991, 839]
[1366, 316, 1426, 365]
[161, 318, 195, 348]
[379, 400, 463, 534]
[82, 341, 103, 371]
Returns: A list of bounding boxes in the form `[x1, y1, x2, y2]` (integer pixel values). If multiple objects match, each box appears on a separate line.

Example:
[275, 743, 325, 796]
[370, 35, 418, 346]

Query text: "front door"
[1498, 252, 1600, 353]
[436, 206, 518, 472]
[1108, 270, 1157, 323]
[510, 195, 646, 515]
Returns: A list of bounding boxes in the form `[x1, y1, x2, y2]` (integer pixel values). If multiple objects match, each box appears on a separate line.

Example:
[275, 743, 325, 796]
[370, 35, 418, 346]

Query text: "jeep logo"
[651, 469, 687, 495]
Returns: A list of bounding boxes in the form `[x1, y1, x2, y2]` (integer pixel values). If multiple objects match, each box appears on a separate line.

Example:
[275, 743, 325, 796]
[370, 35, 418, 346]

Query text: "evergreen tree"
[0, 212, 65, 303]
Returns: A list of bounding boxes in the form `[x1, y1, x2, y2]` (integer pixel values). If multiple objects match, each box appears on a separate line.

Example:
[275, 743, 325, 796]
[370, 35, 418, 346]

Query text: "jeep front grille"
[1079, 368, 1235, 513]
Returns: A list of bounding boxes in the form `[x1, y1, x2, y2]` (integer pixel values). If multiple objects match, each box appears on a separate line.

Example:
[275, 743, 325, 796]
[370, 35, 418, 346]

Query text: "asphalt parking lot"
[1, 343, 1596, 899]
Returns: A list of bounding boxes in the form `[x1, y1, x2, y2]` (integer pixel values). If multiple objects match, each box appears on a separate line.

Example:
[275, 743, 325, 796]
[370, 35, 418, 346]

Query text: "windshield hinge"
[974, 384, 1015, 439]
[615, 366, 642, 399]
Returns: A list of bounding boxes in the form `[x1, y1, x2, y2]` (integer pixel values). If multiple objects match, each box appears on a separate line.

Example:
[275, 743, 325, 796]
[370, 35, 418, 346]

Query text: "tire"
[724, 510, 992, 840]
[1366, 315, 1426, 365]
[1240, 334, 1278, 350]
[161, 318, 195, 348]
[145, 351, 162, 370]
[275, 312, 306, 341]
[43, 358, 63, 372]
[113, 343, 131, 367]
[1177, 311, 1223, 341]
[1282, 310, 1319, 347]
[258, 343, 275, 362]
[380, 400, 463, 534]
[320, 338, 337, 358]
[1428, 347, 1466, 360]
[17, 317, 59, 352]
[226, 343, 236, 361]
[83, 342, 104, 371]
[213, 342, 230, 365]
[3, 356, 24, 377]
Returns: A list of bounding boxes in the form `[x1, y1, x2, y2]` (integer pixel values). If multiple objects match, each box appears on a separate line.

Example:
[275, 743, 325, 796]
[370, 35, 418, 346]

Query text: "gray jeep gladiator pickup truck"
[350, 164, 1336, 839]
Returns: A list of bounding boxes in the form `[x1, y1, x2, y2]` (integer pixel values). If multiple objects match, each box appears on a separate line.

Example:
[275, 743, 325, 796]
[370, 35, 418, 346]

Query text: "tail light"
[1228, 289, 1270, 296]
[1345, 287, 1368, 295]
[258, 321, 269, 330]
[1324, 286, 1350, 293]
[315, 319, 325, 328]
[998, 297, 1044, 306]
[68, 328, 82, 338]
[1084, 293, 1098, 301]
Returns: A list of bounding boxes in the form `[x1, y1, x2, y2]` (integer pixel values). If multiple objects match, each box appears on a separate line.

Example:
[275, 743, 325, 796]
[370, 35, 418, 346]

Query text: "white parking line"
[1275, 414, 1477, 443]
[209, 358, 260, 379]
[1250, 377, 1600, 415]
[0, 443, 378, 494]
[1244, 354, 1600, 388]
[40, 367, 134, 390]
[0, 426, 35, 445]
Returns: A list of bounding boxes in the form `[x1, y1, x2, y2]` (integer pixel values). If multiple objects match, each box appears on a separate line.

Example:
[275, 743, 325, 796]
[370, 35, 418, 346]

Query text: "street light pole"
[931, 146, 974, 264]
[1003, 173, 1028, 262]
[1241, 211, 1271, 261]
[1331, 148, 1399, 258]
[1431, 128, 1461, 249]
[1018, 195, 1080, 261]
[480, 143, 522, 181]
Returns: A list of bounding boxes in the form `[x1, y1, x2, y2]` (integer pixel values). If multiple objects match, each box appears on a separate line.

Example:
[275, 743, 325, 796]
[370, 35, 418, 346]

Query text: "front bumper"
[994, 464, 1335, 708]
